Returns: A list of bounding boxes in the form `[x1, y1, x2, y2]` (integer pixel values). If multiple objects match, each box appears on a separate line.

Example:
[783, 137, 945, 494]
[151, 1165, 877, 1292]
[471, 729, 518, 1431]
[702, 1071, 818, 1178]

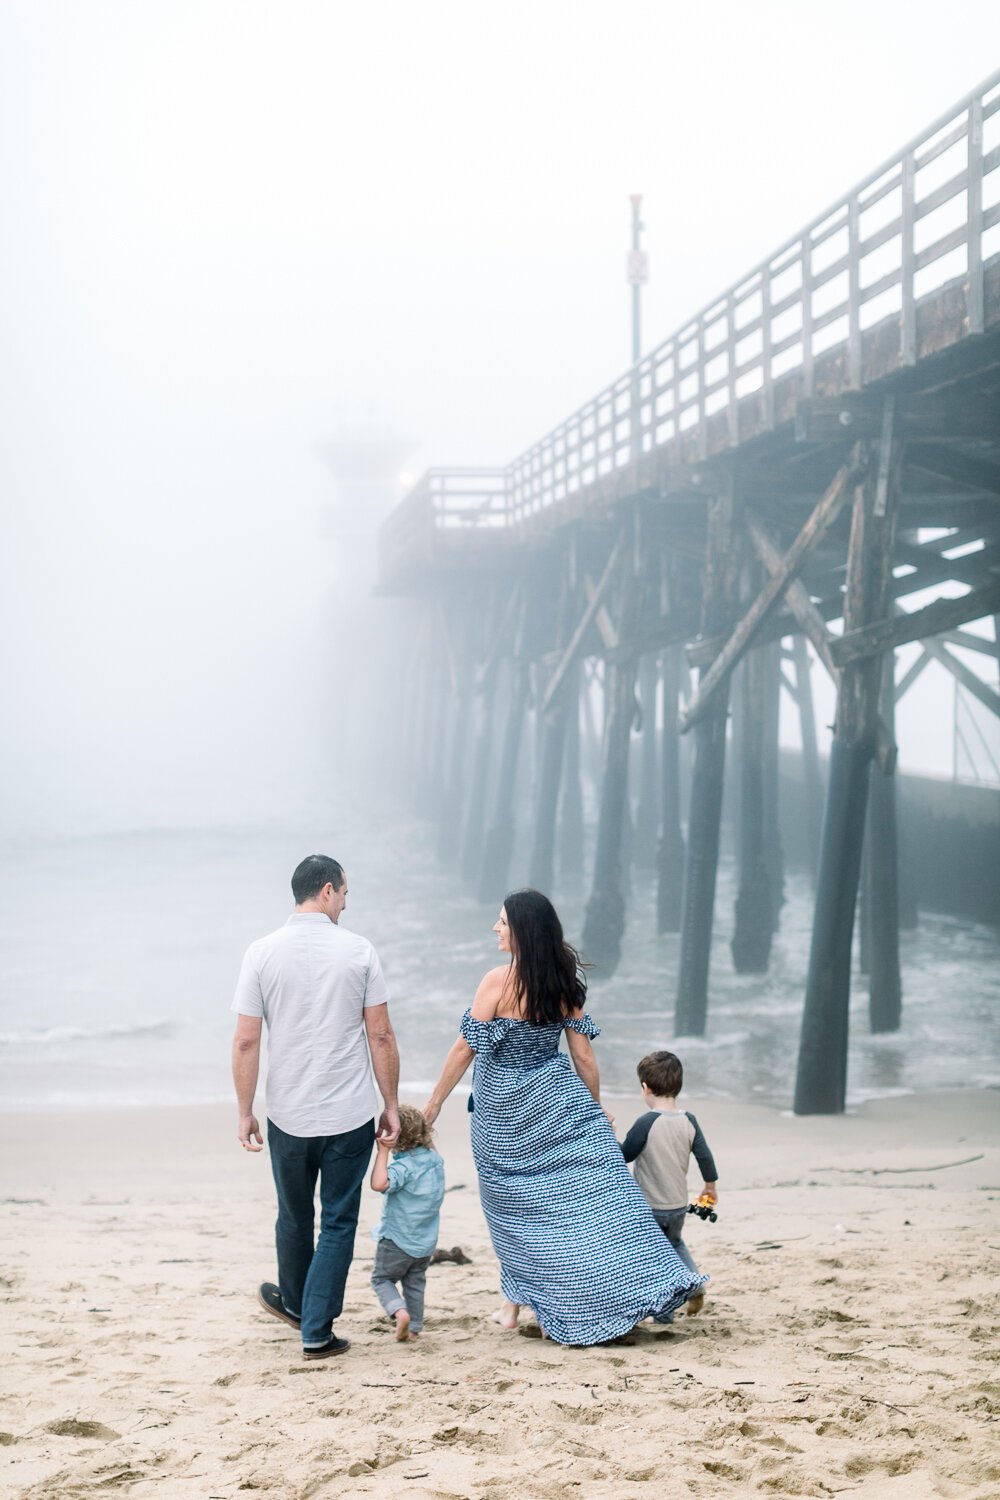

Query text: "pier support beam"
[530, 571, 578, 895]
[419, 612, 450, 819]
[582, 527, 642, 977]
[763, 639, 785, 931]
[580, 661, 603, 808]
[558, 665, 585, 884]
[529, 659, 569, 898]
[633, 653, 660, 867]
[529, 702, 567, 896]
[398, 612, 426, 797]
[675, 480, 739, 1034]
[460, 676, 497, 887]
[438, 620, 472, 862]
[410, 615, 436, 813]
[795, 424, 899, 1114]
[731, 646, 774, 973]
[867, 650, 902, 1031]
[792, 633, 823, 882]
[478, 657, 529, 902]
[461, 587, 516, 886]
[657, 645, 686, 933]
[581, 657, 637, 976]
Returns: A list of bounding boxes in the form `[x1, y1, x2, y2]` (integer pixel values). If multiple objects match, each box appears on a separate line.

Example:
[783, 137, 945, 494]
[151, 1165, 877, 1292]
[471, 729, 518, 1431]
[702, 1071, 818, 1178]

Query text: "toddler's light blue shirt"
[373, 1146, 445, 1258]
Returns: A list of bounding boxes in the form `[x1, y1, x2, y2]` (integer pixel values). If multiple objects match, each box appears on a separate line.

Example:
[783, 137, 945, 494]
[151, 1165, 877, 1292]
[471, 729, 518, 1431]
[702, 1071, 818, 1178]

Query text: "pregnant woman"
[423, 888, 705, 1345]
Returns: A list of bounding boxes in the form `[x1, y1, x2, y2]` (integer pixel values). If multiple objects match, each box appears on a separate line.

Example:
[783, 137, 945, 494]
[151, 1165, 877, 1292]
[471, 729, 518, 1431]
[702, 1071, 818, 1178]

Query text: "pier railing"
[381, 69, 1000, 579]
[378, 468, 509, 587]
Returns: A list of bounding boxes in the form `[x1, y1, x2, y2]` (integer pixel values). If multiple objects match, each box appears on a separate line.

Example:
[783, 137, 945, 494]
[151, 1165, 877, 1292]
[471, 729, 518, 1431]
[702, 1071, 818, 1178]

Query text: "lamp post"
[627, 193, 647, 365]
[627, 195, 648, 464]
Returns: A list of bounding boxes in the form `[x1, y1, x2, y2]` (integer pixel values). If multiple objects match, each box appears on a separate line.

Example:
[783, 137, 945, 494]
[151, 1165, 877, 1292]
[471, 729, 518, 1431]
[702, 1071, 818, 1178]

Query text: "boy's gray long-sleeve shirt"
[621, 1110, 718, 1211]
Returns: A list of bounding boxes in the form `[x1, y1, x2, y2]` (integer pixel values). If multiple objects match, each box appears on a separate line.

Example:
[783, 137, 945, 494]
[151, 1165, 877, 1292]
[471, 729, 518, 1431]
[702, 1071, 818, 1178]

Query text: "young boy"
[370, 1104, 445, 1341]
[621, 1050, 718, 1316]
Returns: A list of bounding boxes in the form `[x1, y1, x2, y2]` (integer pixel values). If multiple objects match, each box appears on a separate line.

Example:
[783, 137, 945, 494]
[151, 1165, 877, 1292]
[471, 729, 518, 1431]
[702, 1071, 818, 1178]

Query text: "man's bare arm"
[364, 1003, 400, 1143]
[232, 1014, 264, 1151]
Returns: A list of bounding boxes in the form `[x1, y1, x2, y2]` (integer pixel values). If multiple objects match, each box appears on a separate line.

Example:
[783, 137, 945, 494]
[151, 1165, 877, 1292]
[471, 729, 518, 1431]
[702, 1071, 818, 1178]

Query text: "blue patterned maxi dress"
[461, 1008, 707, 1345]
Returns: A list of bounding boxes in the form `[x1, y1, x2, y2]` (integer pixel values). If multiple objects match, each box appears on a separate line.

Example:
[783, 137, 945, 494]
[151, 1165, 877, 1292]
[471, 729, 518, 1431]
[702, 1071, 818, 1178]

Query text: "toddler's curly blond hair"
[394, 1103, 434, 1153]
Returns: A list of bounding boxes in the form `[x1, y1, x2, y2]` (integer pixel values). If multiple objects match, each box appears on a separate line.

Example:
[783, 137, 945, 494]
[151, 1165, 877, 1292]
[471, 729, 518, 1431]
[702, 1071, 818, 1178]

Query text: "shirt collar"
[286, 912, 333, 925]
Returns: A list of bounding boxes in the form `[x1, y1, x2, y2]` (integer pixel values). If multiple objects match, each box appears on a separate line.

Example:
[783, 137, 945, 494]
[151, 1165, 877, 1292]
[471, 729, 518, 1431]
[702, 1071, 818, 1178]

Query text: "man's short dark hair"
[291, 854, 345, 905]
[636, 1050, 683, 1098]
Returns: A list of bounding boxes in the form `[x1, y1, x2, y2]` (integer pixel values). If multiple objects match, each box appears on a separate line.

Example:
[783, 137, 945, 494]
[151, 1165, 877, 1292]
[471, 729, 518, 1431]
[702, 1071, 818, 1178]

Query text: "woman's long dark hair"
[503, 888, 588, 1026]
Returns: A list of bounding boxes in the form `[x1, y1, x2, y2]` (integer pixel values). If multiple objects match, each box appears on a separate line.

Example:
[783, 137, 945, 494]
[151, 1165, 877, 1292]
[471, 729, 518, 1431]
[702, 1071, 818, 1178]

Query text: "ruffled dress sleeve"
[460, 1007, 513, 1053]
[563, 1012, 601, 1040]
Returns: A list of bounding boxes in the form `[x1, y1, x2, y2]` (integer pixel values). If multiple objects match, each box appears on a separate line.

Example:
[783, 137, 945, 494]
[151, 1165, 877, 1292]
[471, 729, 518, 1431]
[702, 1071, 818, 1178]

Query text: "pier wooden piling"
[656, 644, 686, 933]
[478, 654, 529, 904]
[675, 482, 738, 1034]
[558, 665, 585, 884]
[794, 421, 901, 1114]
[866, 648, 903, 1032]
[634, 652, 660, 868]
[731, 644, 775, 973]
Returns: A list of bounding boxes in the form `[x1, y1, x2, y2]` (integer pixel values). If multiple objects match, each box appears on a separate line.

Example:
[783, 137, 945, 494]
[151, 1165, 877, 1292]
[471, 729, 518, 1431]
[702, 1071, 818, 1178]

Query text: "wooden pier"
[377, 73, 1000, 1114]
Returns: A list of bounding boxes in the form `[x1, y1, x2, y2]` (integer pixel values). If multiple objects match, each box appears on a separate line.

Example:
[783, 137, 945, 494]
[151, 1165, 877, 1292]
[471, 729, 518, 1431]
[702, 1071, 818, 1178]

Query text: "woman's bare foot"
[496, 1299, 521, 1330]
[686, 1292, 705, 1316]
[394, 1308, 412, 1341]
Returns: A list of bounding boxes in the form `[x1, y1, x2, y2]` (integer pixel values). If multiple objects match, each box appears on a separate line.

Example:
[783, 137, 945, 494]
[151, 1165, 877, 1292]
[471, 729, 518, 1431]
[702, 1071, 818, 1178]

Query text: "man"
[231, 854, 400, 1360]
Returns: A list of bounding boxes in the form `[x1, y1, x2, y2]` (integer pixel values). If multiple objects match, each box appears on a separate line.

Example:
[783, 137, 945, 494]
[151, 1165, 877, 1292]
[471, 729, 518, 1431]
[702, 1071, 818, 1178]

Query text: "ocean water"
[1, 812, 997, 1113]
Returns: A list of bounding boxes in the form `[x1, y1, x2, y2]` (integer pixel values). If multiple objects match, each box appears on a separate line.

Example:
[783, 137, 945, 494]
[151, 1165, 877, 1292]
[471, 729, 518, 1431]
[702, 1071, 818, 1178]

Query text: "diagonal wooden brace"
[832, 578, 1000, 669]
[894, 649, 931, 702]
[540, 536, 623, 716]
[922, 635, 1000, 719]
[679, 449, 866, 734]
[744, 512, 840, 679]
[745, 508, 898, 772]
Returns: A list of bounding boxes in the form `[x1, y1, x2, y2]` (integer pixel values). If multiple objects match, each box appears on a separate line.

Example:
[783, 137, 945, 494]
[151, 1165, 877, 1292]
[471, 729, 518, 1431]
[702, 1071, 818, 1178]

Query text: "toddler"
[621, 1050, 718, 1316]
[370, 1104, 445, 1340]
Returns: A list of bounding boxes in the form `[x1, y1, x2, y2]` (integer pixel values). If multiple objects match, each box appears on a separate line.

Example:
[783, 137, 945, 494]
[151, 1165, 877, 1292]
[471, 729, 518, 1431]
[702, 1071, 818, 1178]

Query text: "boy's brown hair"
[636, 1050, 683, 1098]
[394, 1103, 434, 1153]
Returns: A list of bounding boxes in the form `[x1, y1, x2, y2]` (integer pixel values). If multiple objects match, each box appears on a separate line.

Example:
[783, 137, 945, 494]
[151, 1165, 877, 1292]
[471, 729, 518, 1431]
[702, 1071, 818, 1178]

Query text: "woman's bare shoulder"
[472, 964, 509, 993]
[472, 965, 517, 1020]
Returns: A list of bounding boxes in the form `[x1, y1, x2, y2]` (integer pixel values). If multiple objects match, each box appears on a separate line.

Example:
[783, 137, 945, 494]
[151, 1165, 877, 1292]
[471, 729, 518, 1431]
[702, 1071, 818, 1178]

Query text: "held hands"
[376, 1106, 400, 1145]
[238, 1114, 263, 1152]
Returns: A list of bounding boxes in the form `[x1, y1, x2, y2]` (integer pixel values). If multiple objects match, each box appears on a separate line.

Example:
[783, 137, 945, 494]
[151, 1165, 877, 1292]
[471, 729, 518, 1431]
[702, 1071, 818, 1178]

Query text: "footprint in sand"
[844, 1449, 921, 1480]
[45, 1419, 120, 1440]
[702, 1459, 748, 1481]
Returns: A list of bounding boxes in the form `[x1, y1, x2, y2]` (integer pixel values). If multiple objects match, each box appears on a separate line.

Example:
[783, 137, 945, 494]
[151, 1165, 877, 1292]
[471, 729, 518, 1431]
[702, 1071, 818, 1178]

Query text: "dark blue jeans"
[267, 1116, 375, 1347]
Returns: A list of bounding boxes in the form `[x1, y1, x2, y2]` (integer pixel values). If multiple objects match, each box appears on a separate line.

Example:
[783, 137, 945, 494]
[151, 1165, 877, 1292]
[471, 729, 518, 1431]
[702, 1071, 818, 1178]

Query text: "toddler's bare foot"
[686, 1292, 705, 1316]
[496, 1299, 520, 1330]
[394, 1308, 411, 1341]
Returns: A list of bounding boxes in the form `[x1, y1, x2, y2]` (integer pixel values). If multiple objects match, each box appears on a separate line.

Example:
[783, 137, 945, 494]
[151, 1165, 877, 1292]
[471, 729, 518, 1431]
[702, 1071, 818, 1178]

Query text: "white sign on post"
[627, 250, 649, 285]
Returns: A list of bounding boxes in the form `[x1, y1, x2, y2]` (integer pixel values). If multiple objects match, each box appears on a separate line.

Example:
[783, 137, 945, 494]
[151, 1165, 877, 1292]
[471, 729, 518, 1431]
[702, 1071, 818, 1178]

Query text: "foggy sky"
[2, 2, 998, 835]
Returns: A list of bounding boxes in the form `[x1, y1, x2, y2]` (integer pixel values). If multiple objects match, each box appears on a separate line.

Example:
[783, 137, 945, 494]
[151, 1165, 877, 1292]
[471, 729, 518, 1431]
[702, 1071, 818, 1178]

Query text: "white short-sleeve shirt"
[231, 912, 390, 1137]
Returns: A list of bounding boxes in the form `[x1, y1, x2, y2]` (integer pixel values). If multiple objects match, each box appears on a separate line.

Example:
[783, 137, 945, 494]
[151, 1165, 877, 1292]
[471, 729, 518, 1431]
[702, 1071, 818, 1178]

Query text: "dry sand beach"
[1, 1090, 998, 1500]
